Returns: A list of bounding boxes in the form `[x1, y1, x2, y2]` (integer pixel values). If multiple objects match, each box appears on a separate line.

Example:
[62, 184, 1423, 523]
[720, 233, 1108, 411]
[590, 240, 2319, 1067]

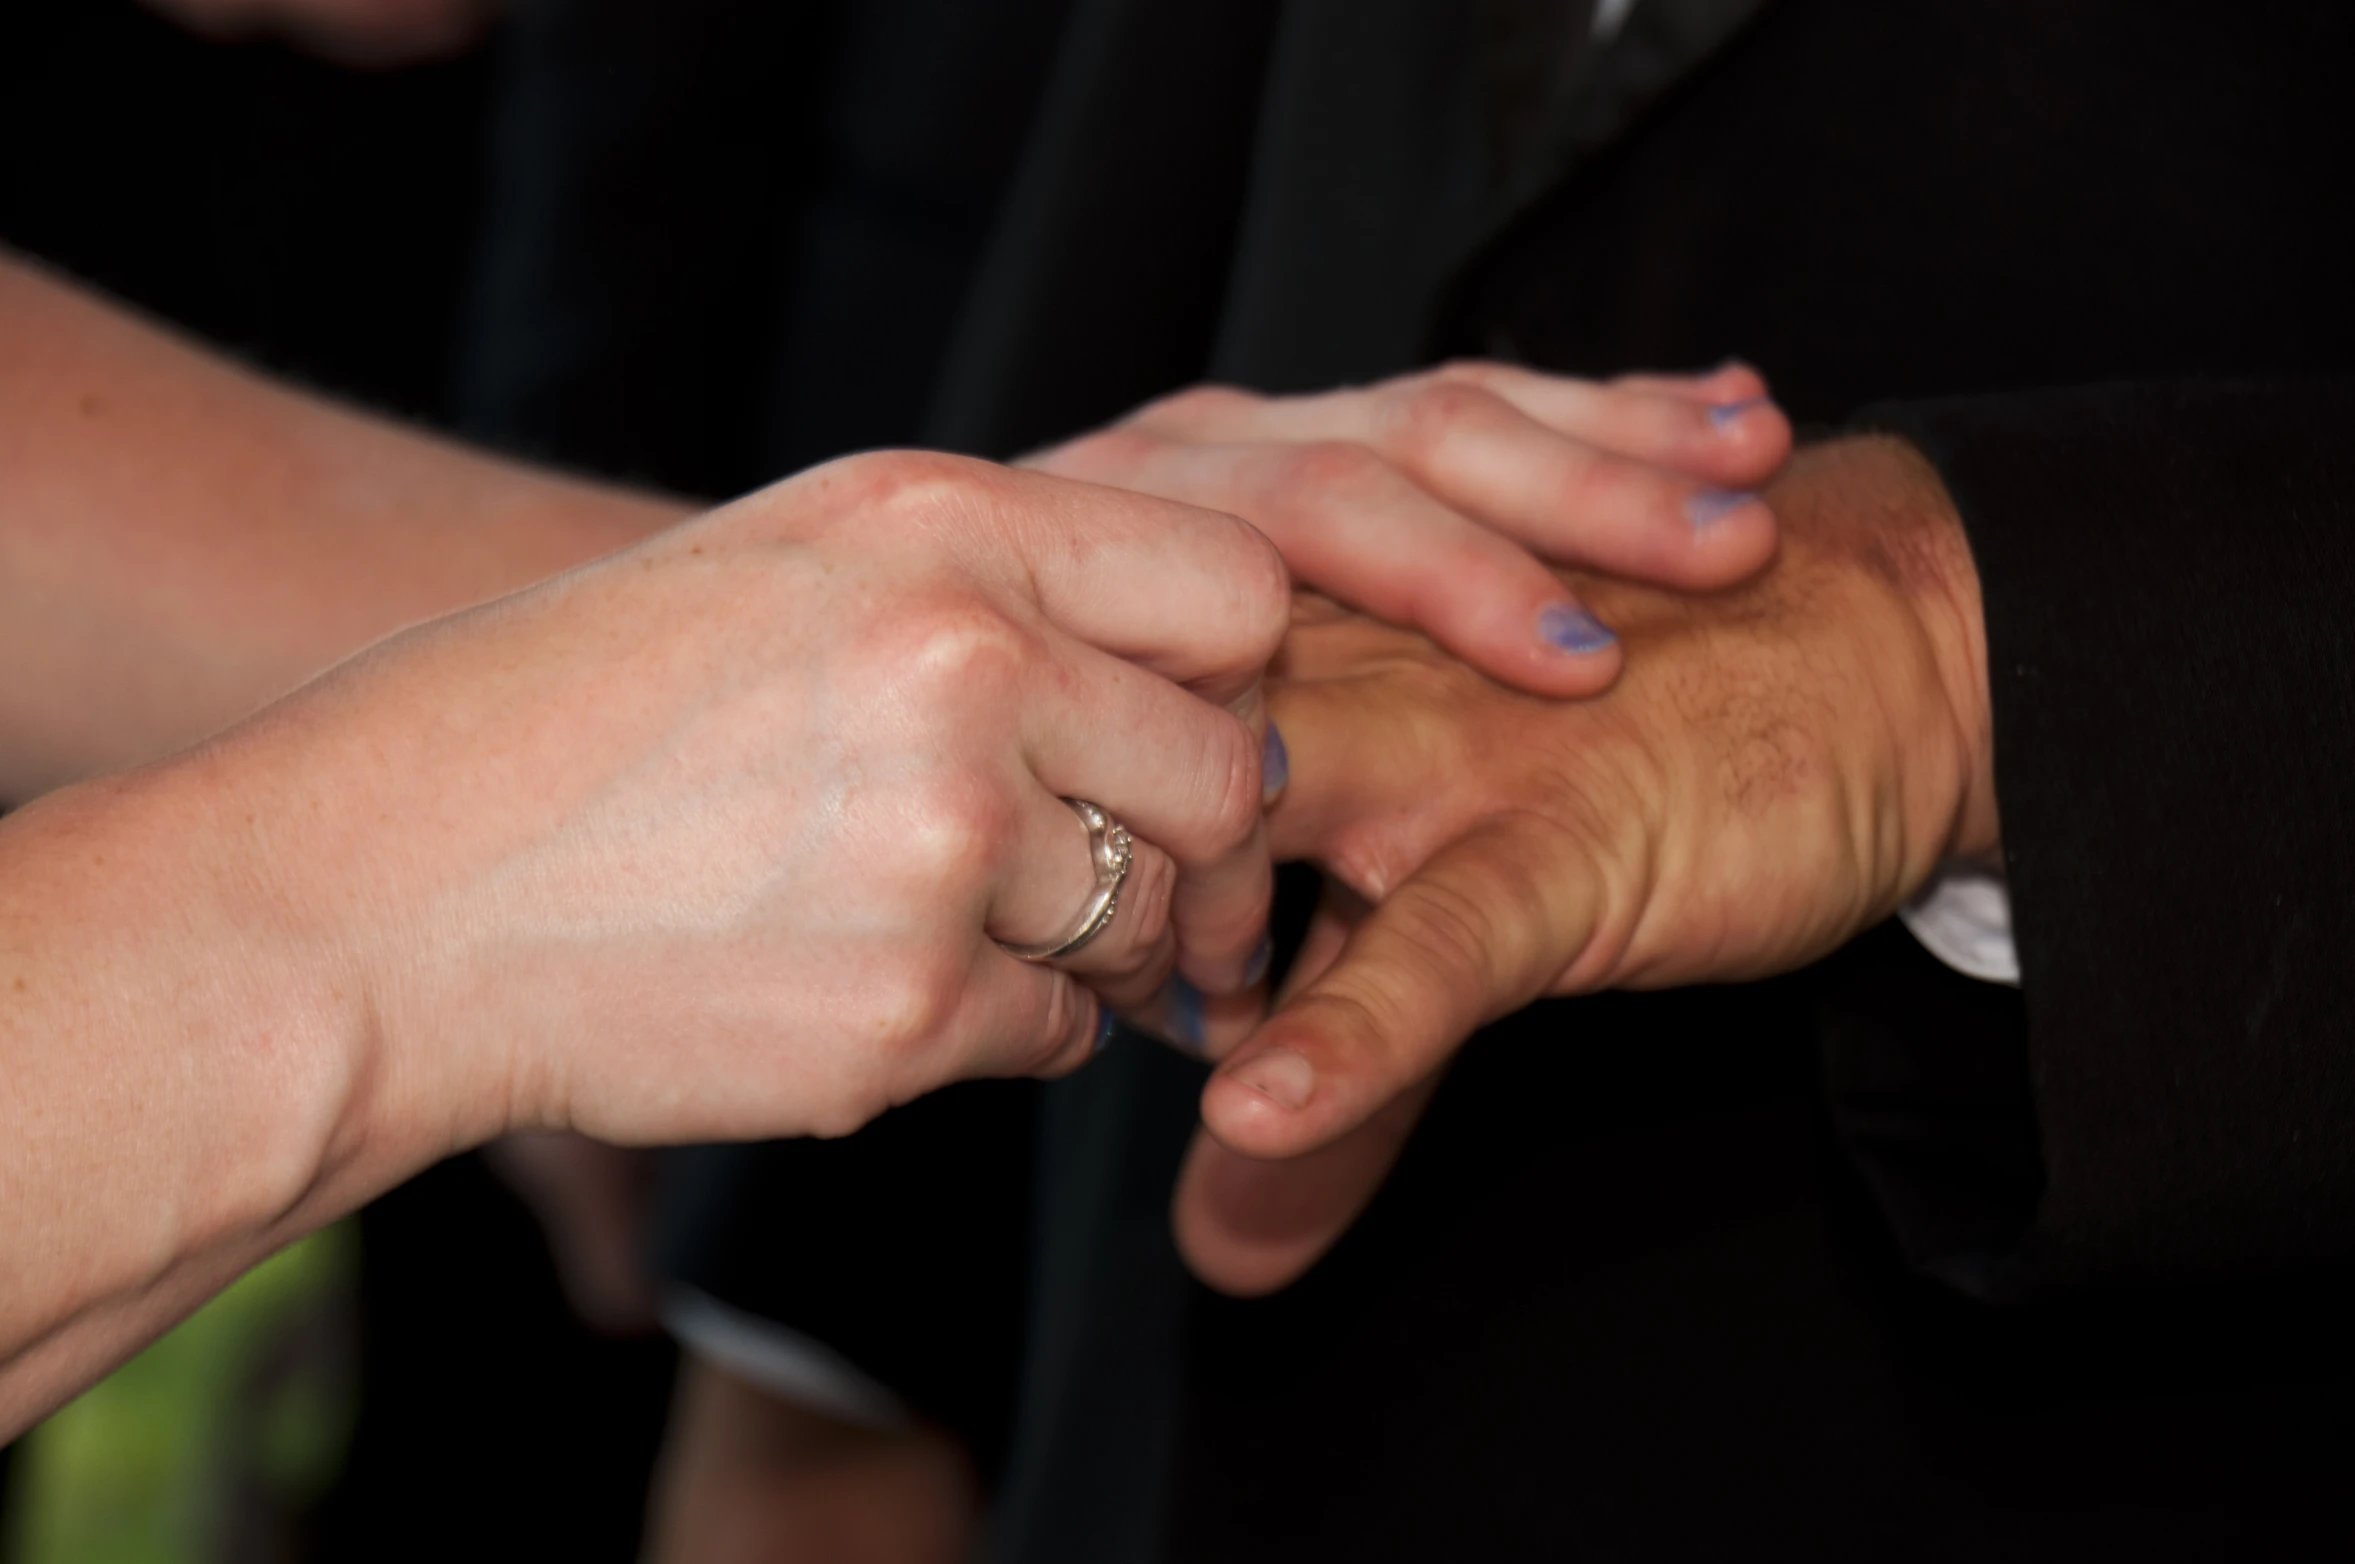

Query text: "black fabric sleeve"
[1829, 377, 2355, 1298]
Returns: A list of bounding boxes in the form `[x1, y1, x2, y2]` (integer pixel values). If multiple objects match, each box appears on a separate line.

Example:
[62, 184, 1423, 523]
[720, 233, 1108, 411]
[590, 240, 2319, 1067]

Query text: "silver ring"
[998, 798, 1134, 962]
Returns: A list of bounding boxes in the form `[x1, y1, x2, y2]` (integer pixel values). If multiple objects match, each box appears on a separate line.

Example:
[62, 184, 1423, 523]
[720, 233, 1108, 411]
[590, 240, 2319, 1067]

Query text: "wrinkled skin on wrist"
[1177, 434, 1997, 1295]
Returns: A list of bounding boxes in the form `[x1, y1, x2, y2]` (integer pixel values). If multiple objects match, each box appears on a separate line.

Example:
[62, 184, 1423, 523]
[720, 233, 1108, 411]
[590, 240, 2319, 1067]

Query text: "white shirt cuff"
[661, 1285, 909, 1432]
[1898, 860, 2022, 987]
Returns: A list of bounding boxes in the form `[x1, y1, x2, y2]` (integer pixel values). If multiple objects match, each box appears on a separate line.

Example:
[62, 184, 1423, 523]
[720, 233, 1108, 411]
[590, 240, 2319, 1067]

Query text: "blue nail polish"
[1709, 396, 1767, 429]
[1537, 603, 1616, 655]
[1261, 723, 1290, 803]
[1245, 935, 1273, 988]
[1685, 488, 1755, 530]
[1167, 976, 1207, 1057]
[1093, 1005, 1119, 1056]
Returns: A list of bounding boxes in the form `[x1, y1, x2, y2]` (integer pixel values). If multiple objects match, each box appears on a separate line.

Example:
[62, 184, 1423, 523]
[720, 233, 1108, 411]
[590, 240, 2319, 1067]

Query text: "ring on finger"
[998, 798, 1134, 962]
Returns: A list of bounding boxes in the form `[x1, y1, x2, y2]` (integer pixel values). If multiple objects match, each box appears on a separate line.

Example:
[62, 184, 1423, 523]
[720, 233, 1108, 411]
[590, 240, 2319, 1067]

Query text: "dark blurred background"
[0, 4, 674, 1558]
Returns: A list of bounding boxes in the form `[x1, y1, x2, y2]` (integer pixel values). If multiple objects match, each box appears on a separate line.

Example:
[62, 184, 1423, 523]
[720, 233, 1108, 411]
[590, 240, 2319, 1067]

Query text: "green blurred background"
[4, 1227, 357, 1564]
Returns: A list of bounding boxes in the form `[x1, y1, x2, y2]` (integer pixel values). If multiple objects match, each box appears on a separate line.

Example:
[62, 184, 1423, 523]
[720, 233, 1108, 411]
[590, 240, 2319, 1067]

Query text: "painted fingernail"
[1686, 488, 1756, 530]
[1709, 396, 1767, 429]
[1538, 603, 1617, 654]
[1167, 976, 1207, 1057]
[1229, 1047, 1315, 1110]
[1244, 935, 1273, 988]
[1261, 723, 1290, 804]
[1093, 1005, 1119, 1056]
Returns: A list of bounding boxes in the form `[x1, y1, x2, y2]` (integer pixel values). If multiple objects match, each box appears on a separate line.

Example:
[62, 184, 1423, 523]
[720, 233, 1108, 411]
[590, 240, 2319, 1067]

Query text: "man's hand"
[1028, 360, 1789, 700]
[1174, 435, 2001, 1294]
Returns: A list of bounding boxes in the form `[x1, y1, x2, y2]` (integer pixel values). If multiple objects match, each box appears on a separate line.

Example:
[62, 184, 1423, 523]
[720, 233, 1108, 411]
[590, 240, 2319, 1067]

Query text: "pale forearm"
[0, 252, 687, 802]
[0, 757, 424, 1437]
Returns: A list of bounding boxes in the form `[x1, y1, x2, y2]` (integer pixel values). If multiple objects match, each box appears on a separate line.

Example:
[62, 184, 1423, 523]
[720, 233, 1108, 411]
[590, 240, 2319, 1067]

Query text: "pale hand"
[1028, 360, 1792, 700]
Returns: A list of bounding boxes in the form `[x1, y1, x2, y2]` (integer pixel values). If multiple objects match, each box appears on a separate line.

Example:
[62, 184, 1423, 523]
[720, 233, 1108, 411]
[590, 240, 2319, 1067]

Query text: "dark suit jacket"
[493, 0, 2355, 1556]
[925, 1, 2355, 1558]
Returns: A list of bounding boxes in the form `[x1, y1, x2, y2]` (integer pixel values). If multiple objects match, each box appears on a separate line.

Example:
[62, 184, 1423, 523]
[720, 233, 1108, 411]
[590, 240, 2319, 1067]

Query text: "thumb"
[1174, 1079, 1439, 1297]
[1199, 812, 1600, 1161]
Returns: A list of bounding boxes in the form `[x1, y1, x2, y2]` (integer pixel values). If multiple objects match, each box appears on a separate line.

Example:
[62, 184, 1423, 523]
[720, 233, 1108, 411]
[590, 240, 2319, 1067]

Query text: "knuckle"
[814, 449, 996, 533]
[1188, 506, 1292, 658]
[882, 594, 1043, 706]
[1193, 716, 1267, 853]
[894, 770, 1020, 885]
[1383, 378, 1498, 458]
[1229, 518, 1295, 646]
[1395, 874, 1501, 989]
[870, 957, 972, 1065]
[1422, 358, 1524, 397]
[1015, 976, 1089, 1076]
[1139, 382, 1258, 431]
[1113, 848, 1176, 954]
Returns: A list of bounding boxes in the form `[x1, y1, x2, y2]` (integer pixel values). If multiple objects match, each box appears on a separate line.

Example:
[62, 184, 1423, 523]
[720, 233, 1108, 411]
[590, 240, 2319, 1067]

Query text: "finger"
[1128, 367, 1788, 494]
[1422, 361, 1792, 490]
[1611, 359, 1770, 406]
[1258, 667, 1471, 879]
[963, 460, 1292, 710]
[1358, 375, 1781, 592]
[1171, 884, 1412, 1294]
[1023, 629, 1273, 993]
[989, 790, 1179, 1012]
[1121, 870, 1353, 1062]
[1173, 1078, 1439, 1296]
[1123, 970, 1268, 1063]
[1058, 434, 1628, 698]
[1119, 379, 1779, 597]
[1199, 814, 1601, 1160]
[949, 942, 1113, 1086]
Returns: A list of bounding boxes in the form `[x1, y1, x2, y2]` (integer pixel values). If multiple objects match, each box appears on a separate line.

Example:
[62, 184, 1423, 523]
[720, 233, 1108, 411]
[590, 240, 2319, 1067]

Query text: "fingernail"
[1229, 1047, 1315, 1110]
[1685, 488, 1755, 530]
[1261, 723, 1290, 804]
[1538, 603, 1616, 654]
[1093, 1005, 1119, 1056]
[1167, 976, 1207, 1057]
[1244, 935, 1273, 988]
[1708, 396, 1767, 429]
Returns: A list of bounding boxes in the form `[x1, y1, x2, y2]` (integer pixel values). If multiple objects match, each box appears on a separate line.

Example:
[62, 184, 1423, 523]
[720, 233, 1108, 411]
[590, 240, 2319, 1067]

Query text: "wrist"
[1868, 437, 2001, 865]
[0, 760, 383, 1350]
[1768, 435, 2001, 903]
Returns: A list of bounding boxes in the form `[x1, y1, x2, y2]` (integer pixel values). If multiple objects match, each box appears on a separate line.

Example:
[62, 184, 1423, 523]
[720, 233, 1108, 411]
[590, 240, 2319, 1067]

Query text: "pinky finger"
[958, 947, 1118, 1085]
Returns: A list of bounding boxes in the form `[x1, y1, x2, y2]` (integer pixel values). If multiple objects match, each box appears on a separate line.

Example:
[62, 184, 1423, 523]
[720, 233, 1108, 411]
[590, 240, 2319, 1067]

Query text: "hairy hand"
[1174, 435, 1999, 1294]
[1028, 361, 1789, 699]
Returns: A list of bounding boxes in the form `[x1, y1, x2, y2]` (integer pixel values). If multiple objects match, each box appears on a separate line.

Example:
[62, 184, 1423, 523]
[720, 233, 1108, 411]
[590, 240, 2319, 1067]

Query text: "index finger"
[968, 461, 1293, 710]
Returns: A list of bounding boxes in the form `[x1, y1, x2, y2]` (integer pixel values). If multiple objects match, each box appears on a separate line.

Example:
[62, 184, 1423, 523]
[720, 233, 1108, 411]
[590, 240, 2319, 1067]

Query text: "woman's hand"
[1026, 360, 1791, 699]
[0, 451, 1287, 1429]
[278, 451, 1293, 1148]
